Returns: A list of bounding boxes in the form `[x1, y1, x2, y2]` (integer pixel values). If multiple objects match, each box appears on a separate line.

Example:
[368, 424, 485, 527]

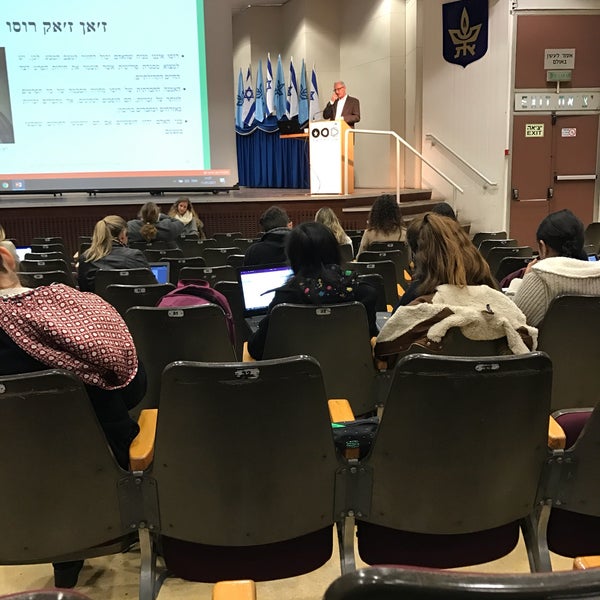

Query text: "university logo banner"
[443, 0, 488, 68]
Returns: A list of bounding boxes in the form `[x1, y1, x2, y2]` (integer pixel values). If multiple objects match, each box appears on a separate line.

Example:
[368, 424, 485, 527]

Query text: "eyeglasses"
[334, 87, 345, 91]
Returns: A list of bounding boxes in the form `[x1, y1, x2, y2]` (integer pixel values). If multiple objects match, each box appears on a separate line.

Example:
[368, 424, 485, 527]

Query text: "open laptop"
[277, 116, 306, 135]
[148, 262, 170, 285]
[15, 246, 32, 262]
[238, 264, 294, 332]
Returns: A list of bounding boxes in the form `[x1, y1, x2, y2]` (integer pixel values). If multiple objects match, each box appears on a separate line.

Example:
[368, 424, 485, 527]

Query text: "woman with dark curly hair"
[357, 194, 406, 254]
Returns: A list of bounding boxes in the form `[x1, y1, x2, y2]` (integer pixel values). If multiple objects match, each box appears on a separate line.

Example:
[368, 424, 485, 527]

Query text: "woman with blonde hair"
[315, 207, 352, 249]
[0, 222, 18, 265]
[168, 196, 206, 239]
[375, 213, 536, 364]
[127, 201, 184, 248]
[357, 194, 406, 255]
[78, 215, 149, 292]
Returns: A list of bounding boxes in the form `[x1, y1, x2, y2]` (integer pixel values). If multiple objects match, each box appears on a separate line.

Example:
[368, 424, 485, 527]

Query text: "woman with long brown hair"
[357, 194, 406, 255]
[374, 213, 536, 363]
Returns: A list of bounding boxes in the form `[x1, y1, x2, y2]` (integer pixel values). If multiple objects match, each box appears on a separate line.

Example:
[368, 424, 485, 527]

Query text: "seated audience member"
[127, 201, 184, 248]
[0, 245, 146, 587]
[396, 202, 458, 308]
[315, 206, 353, 251]
[0, 223, 18, 265]
[247, 222, 378, 360]
[244, 205, 292, 266]
[78, 215, 150, 292]
[513, 209, 600, 326]
[357, 194, 407, 255]
[168, 196, 206, 239]
[375, 213, 537, 366]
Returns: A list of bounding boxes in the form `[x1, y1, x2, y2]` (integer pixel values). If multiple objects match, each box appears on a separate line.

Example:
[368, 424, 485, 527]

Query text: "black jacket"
[243, 228, 290, 267]
[78, 243, 149, 292]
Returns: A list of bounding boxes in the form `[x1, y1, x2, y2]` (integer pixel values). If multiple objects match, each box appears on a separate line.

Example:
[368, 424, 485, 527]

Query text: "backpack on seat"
[157, 279, 236, 345]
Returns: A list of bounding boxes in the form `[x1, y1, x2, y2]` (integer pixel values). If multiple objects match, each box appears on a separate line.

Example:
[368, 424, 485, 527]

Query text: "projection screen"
[0, 0, 237, 194]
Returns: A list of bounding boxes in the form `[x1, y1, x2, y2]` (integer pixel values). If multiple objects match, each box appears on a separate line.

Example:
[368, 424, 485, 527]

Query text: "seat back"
[129, 240, 169, 251]
[94, 268, 157, 299]
[178, 265, 237, 286]
[478, 238, 518, 259]
[125, 305, 236, 412]
[143, 248, 184, 262]
[356, 353, 552, 567]
[323, 566, 600, 600]
[537, 295, 600, 410]
[263, 302, 378, 415]
[367, 241, 406, 252]
[472, 231, 507, 248]
[584, 222, 600, 253]
[23, 252, 65, 262]
[226, 254, 245, 268]
[20, 258, 71, 274]
[357, 247, 411, 290]
[0, 370, 129, 563]
[212, 232, 243, 247]
[103, 283, 175, 317]
[163, 256, 206, 284]
[202, 247, 242, 267]
[338, 243, 354, 264]
[357, 274, 387, 312]
[30, 236, 64, 246]
[494, 256, 532, 284]
[486, 246, 533, 279]
[17, 271, 77, 289]
[214, 280, 251, 358]
[150, 357, 338, 580]
[350, 261, 398, 308]
[30, 243, 66, 256]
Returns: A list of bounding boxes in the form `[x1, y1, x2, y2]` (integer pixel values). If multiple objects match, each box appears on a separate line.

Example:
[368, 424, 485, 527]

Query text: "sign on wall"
[525, 124, 545, 137]
[443, 0, 488, 68]
[544, 49, 575, 70]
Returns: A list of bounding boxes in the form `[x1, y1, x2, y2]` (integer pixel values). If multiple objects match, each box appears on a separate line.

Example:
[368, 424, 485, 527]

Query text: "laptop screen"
[149, 262, 170, 284]
[238, 265, 294, 317]
[15, 246, 32, 261]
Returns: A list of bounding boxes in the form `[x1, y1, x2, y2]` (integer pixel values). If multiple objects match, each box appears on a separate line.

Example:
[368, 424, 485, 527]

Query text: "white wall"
[232, 0, 408, 188]
[420, 0, 513, 233]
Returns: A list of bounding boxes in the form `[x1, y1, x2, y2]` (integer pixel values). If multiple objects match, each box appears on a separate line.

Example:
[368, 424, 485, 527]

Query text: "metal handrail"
[343, 128, 464, 206]
[425, 133, 498, 188]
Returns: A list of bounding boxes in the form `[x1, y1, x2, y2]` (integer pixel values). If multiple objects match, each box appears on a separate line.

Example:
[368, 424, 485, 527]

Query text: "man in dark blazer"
[322, 81, 360, 127]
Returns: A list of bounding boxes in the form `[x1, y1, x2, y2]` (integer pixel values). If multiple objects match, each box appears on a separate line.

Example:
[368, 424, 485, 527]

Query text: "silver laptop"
[238, 264, 294, 332]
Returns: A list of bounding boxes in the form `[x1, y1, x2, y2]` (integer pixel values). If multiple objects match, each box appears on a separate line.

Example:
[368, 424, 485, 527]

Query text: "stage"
[0, 186, 437, 255]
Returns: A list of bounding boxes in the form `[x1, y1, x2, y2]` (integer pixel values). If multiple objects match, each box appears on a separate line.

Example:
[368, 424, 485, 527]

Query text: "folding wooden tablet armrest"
[548, 415, 566, 450]
[242, 341, 256, 362]
[328, 399, 355, 423]
[574, 556, 600, 570]
[129, 408, 158, 471]
[212, 580, 256, 600]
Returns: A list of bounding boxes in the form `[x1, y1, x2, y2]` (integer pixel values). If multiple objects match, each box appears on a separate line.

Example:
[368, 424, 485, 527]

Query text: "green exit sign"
[547, 70, 572, 82]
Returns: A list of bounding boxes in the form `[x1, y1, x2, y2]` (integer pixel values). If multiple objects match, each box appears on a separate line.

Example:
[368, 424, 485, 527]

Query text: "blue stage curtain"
[236, 118, 309, 189]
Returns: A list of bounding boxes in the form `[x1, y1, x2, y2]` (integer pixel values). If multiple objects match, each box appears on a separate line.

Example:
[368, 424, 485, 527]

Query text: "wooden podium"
[309, 119, 354, 194]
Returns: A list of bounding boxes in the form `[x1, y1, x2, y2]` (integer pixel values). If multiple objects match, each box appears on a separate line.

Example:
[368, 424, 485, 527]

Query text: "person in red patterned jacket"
[0, 245, 146, 588]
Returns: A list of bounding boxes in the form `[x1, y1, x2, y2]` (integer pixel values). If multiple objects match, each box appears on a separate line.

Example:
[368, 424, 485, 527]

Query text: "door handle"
[555, 174, 597, 181]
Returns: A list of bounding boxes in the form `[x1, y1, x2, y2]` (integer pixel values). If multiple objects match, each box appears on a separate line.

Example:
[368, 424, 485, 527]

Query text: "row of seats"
[2, 351, 599, 599]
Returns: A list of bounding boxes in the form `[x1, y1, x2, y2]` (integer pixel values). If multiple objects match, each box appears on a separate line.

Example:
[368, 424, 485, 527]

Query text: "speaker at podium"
[309, 119, 354, 195]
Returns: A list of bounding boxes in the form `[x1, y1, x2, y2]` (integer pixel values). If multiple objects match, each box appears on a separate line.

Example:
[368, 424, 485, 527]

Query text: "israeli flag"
[235, 68, 244, 129]
[274, 54, 287, 120]
[242, 65, 255, 128]
[254, 60, 266, 123]
[265, 53, 275, 115]
[298, 59, 309, 126]
[310, 65, 321, 121]
[286, 57, 298, 119]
